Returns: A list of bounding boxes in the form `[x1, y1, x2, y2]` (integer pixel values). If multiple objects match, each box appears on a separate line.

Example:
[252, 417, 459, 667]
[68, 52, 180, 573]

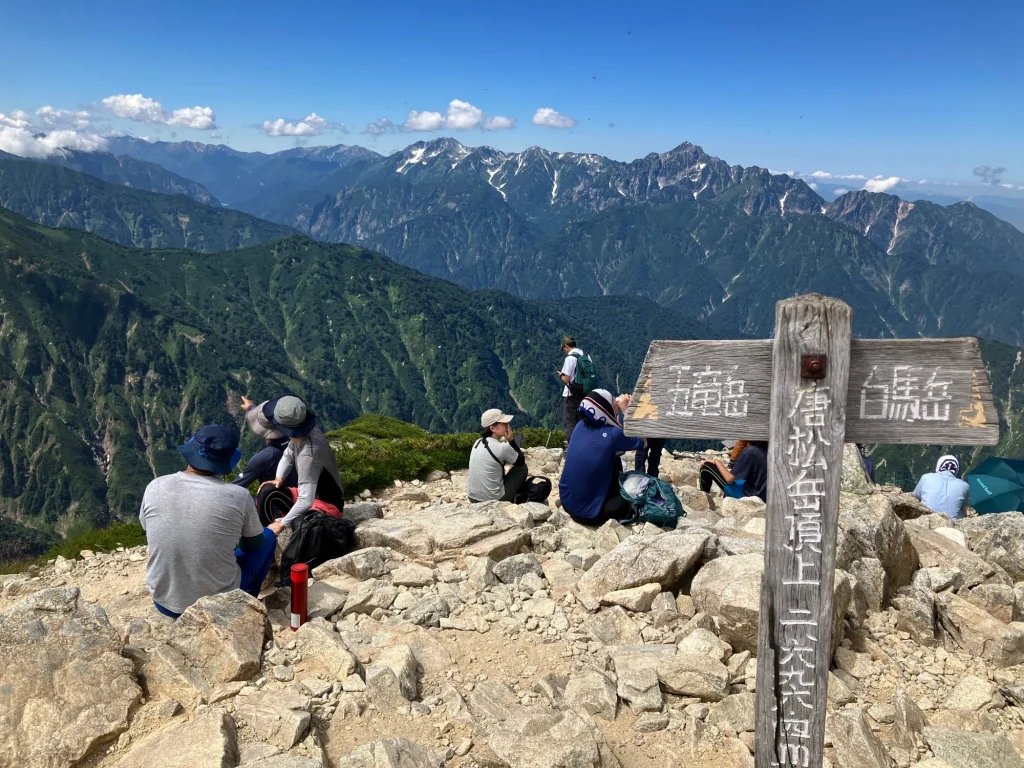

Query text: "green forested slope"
[0, 160, 295, 251]
[0, 210, 711, 553]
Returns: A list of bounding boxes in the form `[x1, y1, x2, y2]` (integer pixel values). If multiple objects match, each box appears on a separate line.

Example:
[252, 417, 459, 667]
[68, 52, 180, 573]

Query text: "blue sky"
[1, 0, 1022, 192]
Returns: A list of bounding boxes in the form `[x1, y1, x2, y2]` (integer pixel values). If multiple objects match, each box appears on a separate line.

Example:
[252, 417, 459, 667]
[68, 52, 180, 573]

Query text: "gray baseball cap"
[262, 395, 317, 438]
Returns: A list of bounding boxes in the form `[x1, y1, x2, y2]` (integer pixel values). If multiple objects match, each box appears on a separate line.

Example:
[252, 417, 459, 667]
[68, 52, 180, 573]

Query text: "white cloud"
[445, 100, 484, 130]
[1000, 183, 1014, 189]
[210, 131, 222, 138]
[801, 170, 867, 181]
[532, 107, 576, 129]
[168, 106, 216, 130]
[808, 182, 818, 190]
[261, 112, 343, 137]
[0, 110, 31, 129]
[100, 93, 217, 130]
[363, 117, 396, 137]
[863, 175, 906, 193]
[0, 119, 107, 158]
[834, 188, 850, 196]
[35, 106, 91, 130]
[403, 109, 445, 132]
[397, 100, 517, 132]
[918, 179, 929, 184]
[483, 115, 515, 131]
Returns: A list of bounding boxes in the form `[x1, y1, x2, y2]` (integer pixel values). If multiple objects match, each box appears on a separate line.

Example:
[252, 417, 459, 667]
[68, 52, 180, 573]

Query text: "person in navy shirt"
[559, 389, 647, 525]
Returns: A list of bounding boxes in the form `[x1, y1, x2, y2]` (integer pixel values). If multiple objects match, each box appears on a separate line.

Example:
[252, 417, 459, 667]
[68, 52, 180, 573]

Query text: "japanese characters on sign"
[666, 364, 749, 418]
[859, 365, 953, 423]
[773, 382, 831, 768]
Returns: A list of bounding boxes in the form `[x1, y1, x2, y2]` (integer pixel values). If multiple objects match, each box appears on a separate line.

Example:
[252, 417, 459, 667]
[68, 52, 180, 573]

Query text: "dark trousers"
[500, 463, 530, 502]
[563, 394, 582, 444]
[635, 438, 666, 476]
[154, 528, 278, 619]
[469, 463, 530, 504]
[699, 462, 729, 494]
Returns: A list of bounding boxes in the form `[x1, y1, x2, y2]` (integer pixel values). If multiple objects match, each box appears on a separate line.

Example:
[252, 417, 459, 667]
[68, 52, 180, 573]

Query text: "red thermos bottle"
[290, 563, 309, 631]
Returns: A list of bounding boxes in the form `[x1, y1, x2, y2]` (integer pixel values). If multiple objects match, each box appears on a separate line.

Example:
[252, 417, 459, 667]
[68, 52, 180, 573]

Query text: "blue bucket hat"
[262, 395, 317, 438]
[177, 425, 242, 475]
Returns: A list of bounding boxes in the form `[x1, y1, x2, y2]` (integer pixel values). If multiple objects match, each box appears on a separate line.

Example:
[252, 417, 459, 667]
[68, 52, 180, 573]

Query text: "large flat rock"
[355, 504, 529, 561]
[171, 590, 267, 685]
[113, 709, 236, 768]
[907, 525, 1007, 589]
[576, 532, 709, 607]
[935, 591, 1024, 667]
[0, 587, 142, 768]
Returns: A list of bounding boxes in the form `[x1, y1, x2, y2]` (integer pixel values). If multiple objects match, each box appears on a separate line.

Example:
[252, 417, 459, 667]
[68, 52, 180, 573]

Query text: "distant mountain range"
[105, 137, 380, 209]
[0, 209, 711, 554]
[2, 134, 1024, 561]
[7, 137, 1024, 348]
[0, 148, 217, 204]
[0, 157, 294, 251]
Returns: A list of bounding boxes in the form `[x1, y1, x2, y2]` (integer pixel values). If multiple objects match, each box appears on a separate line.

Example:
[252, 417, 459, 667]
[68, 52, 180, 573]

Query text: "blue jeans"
[154, 528, 277, 619]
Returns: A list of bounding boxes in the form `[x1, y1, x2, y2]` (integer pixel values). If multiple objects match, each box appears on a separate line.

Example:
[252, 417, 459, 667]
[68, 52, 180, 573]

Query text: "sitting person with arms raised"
[249, 395, 345, 532]
[140, 425, 277, 619]
[699, 439, 768, 502]
[467, 408, 529, 503]
[913, 455, 970, 520]
[559, 389, 647, 525]
[233, 396, 298, 491]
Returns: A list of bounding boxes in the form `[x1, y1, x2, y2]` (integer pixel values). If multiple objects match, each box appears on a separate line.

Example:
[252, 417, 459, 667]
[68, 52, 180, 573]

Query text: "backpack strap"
[477, 437, 505, 468]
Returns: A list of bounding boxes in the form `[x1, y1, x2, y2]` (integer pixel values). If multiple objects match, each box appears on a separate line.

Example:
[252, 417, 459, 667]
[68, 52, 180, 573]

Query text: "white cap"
[481, 408, 514, 428]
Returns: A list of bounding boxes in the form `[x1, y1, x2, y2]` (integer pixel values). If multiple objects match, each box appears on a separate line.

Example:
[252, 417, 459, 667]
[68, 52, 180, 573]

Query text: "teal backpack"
[570, 351, 598, 396]
[618, 470, 685, 528]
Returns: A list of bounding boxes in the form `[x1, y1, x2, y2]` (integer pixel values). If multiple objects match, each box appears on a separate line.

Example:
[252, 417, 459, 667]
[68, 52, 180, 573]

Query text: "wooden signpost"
[622, 294, 999, 768]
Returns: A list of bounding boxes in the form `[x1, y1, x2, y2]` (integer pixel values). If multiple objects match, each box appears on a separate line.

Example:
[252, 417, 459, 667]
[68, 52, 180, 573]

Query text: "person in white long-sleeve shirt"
[243, 395, 345, 533]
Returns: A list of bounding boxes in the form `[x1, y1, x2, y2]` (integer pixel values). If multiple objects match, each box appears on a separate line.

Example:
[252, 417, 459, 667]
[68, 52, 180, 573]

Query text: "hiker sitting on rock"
[559, 389, 647, 525]
[699, 440, 768, 502]
[247, 395, 345, 532]
[467, 408, 529, 503]
[913, 454, 970, 520]
[139, 425, 277, 619]
[233, 396, 298, 491]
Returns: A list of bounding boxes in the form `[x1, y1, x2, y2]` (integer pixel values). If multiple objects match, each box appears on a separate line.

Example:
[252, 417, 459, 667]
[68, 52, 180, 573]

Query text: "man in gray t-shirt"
[140, 425, 276, 618]
[467, 409, 529, 503]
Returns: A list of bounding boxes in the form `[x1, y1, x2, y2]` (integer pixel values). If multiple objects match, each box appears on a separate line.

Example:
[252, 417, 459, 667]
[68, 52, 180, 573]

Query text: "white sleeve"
[561, 355, 577, 378]
[276, 441, 295, 480]
[281, 482, 316, 527]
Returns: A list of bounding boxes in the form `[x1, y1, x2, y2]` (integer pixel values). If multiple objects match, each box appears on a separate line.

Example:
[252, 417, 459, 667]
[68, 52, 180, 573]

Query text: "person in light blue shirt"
[913, 455, 971, 520]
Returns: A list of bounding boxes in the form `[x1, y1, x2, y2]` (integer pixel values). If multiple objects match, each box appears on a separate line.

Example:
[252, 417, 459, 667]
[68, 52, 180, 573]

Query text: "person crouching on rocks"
[139, 425, 277, 619]
[558, 389, 647, 526]
[247, 395, 346, 533]
[467, 408, 529, 503]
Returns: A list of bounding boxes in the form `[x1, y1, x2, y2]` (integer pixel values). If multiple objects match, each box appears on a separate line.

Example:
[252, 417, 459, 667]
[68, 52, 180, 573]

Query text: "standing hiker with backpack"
[557, 336, 597, 444]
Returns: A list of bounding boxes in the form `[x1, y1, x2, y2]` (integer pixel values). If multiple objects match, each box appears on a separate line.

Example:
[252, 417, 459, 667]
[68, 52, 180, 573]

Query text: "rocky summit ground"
[2, 444, 1024, 768]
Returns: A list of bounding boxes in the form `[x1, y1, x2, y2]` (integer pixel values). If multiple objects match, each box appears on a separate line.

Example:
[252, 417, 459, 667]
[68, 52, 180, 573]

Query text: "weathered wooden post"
[622, 292, 999, 768]
[754, 295, 850, 768]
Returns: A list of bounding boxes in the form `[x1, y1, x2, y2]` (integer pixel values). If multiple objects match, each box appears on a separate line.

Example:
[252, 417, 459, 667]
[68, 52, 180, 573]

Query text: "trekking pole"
[545, 394, 564, 449]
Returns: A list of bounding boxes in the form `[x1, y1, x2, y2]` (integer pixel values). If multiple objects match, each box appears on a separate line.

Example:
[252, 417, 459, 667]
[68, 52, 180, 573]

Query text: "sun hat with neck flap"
[262, 395, 317, 438]
[245, 401, 285, 440]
